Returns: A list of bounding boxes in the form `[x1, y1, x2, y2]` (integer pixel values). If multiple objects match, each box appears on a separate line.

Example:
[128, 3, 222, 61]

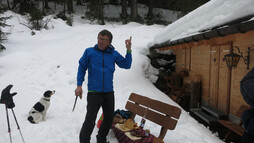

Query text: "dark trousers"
[79, 92, 114, 143]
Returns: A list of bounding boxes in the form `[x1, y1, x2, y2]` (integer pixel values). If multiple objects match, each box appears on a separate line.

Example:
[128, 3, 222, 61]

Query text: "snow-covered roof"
[151, 0, 254, 48]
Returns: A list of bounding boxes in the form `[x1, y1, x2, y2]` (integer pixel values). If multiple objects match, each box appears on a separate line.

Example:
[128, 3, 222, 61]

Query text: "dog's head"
[43, 90, 55, 98]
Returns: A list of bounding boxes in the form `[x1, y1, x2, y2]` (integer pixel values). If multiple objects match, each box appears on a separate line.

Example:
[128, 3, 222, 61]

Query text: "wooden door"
[209, 44, 231, 113]
[209, 46, 219, 108]
[217, 45, 230, 113]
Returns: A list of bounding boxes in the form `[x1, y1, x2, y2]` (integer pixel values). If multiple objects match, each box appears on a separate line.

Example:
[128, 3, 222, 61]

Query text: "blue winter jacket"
[77, 44, 132, 92]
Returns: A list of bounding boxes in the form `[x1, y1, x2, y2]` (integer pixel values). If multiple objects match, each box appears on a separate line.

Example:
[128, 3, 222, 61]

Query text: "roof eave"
[153, 19, 254, 49]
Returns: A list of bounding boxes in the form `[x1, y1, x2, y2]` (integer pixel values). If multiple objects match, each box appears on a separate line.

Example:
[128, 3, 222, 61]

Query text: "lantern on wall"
[224, 46, 250, 70]
[224, 52, 241, 69]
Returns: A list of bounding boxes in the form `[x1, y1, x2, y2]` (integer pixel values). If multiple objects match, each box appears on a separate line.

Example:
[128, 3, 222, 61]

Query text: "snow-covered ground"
[0, 4, 225, 143]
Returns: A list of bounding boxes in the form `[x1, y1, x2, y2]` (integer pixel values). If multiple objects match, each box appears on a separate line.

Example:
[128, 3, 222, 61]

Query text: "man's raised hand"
[125, 36, 132, 51]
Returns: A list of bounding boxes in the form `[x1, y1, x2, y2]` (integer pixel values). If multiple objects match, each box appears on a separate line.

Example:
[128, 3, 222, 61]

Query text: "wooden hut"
[151, 10, 254, 128]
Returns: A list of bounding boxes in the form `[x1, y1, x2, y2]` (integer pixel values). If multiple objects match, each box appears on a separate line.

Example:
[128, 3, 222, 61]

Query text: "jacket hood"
[94, 44, 115, 53]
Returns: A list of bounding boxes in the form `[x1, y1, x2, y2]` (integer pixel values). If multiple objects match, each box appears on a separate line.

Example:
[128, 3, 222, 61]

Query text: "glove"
[0, 85, 17, 108]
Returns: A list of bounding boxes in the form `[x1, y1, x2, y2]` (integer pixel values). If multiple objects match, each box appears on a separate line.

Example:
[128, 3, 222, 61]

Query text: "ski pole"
[5, 103, 12, 143]
[72, 96, 78, 112]
[11, 108, 25, 143]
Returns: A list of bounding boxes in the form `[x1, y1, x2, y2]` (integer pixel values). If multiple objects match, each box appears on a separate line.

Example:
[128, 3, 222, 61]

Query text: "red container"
[97, 113, 104, 129]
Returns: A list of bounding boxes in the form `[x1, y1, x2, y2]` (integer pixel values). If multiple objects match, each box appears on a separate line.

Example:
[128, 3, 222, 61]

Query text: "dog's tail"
[27, 116, 36, 124]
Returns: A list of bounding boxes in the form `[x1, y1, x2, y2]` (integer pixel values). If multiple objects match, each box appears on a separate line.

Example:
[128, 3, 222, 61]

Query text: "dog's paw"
[27, 116, 36, 124]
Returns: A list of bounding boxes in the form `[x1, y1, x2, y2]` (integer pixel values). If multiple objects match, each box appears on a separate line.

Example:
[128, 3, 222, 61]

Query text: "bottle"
[140, 118, 146, 129]
[145, 129, 150, 136]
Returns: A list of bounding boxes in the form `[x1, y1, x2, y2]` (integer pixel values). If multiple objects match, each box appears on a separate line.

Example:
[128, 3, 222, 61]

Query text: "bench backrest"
[125, 93, 181, 140]
[236, 104, 250, 119]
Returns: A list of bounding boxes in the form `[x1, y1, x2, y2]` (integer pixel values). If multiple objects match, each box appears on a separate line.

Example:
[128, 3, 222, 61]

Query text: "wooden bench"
[124, 93, 182, 143]
[218, 105, 250, 139]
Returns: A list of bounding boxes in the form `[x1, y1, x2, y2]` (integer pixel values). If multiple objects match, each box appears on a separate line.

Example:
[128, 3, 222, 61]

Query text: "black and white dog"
[27, 90, 55, 124]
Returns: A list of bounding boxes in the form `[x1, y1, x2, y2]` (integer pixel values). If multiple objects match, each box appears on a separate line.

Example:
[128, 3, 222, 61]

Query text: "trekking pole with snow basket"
[1, 85, 25, 143]
[5, 103, 13, 143]
[11, 108, 25, 143]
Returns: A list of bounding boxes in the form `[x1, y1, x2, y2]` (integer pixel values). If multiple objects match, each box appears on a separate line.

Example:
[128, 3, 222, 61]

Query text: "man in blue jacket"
[75, 29, 132, 143]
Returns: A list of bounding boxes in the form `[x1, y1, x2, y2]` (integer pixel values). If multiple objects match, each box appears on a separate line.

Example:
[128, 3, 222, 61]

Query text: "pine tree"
[0, 9, 11, 43]
[85, 0, 104, 25]
[121, 0, 127, 18]
[130, 0, 138, 21]
[30, 6, 44, 30]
